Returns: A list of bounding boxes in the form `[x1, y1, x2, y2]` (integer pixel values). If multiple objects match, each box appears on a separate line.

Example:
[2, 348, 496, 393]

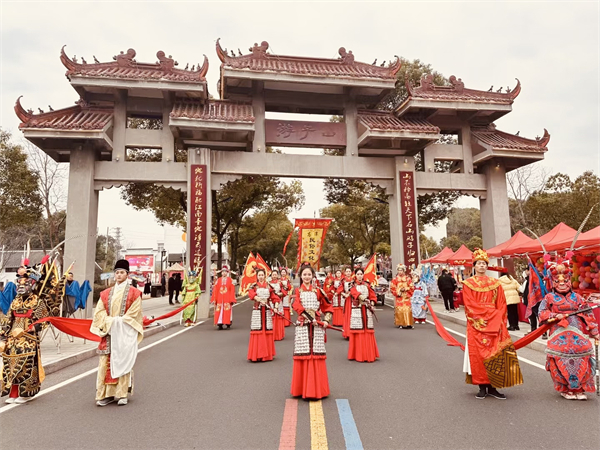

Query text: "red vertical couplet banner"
[399, 171, 419, 268]
[294, 218, 332, 271]
[190, 164, 207, 291]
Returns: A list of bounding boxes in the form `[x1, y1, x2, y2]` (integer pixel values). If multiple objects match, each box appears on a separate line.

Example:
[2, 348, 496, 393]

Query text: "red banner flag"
[239, 253, 257, 296]
[295, 218, 332, 270]
[255, 253, 271, 274]
[282, 229, 294, 256]
[363, 254, 378, 286]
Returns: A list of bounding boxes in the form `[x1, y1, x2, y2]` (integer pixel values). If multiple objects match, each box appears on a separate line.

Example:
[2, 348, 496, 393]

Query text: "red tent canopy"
[424, 247, 455, 263]
[447, 245, 473, 266]
[486, 230, 534, 257]
[548, 225, 600, 252]
[508, 223, 577, 255]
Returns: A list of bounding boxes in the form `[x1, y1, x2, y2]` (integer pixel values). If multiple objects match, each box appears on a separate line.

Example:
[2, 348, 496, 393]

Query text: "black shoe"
[218, 324, 223, 330]
[507, 327, 516, 331]
[226, 324, 231, 329]
[169, 302, 174, 305]
[542, 333, 548, 340]
[515, 326, 520, 331]
[476, 389, 487, 399]
[487, 388, 506, 400]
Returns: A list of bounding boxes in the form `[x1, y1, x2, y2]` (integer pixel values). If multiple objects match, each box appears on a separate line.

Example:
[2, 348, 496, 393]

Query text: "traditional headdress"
[397, 263, 406, 272]
[222, 264, 230, 271]
[472, 248, 489, 264]
[114, 259, 130, 272]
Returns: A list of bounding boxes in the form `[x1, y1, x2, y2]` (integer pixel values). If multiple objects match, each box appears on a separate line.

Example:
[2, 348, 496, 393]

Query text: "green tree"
[420, 234, 441, 259]
[320, 203, 366, 268]
[439, 235, 463, 252]
[0, 129, 42, 233]
[446, 208, 481, 243]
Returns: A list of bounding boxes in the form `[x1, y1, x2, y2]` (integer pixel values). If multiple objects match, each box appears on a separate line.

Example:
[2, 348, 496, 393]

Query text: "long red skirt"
[283, 307, 291, 327]
[342, 300, 352, 339]
[247, 329, 276, 362]
[348, 330, 379, 362]
[332, 306, 344, 327]
[273, 314, 286, 341]
[290, 357, 330, 399]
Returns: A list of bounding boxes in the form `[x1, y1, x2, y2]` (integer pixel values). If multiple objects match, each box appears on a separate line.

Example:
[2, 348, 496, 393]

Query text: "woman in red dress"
[338, 266, 354, 339]
[330, 269, 344, 327]
[269, 269, 286, 341]
[247, 269, 277, 362]
[290, 264, 334, 400]
[280, 268, 293, 327]
[347, 268, 380, 362]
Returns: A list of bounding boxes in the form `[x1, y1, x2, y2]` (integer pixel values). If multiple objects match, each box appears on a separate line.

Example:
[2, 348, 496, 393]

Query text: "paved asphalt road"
[1, 298, 598, 450]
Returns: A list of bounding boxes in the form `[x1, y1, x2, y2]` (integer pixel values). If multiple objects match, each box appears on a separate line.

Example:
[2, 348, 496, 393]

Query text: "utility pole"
[114, 227, 122, 259]
[105, 227, 110, 269]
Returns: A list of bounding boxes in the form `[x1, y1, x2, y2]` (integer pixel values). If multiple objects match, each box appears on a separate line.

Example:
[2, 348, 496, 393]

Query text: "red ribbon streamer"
[425, 298, 465, 351]
[282, 229, 294, 256]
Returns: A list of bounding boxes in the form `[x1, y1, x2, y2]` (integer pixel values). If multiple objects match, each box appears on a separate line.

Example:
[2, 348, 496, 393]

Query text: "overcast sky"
[2, 1, 598, 252]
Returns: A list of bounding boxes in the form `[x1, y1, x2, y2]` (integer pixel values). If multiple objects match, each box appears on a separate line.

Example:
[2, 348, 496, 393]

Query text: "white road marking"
[384, 301, 547, 371]
[0, 298, 249, 414]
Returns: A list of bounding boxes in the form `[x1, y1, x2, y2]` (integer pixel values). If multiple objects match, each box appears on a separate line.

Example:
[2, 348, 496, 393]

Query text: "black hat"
[114, 259, 130, 272]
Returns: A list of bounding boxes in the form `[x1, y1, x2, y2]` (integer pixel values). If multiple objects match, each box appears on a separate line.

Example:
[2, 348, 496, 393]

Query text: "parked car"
[373, 276, 389, 305]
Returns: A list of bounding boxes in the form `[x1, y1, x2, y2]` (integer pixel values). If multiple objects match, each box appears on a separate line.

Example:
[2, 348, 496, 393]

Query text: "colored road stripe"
[336, 399, 364, 450]
[309, 400, 328, 450]
[278, 399, 298, 450]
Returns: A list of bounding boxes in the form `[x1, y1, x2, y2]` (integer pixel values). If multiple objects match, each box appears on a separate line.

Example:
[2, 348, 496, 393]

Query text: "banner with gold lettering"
[295, 218, 332, 270]
[190, 165, 207, 290]
[399, 171, 419, 268]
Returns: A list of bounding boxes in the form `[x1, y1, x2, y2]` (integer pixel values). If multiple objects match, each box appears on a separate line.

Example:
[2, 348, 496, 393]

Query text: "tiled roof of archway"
[359, 110, 439, 134]
[217, 39, 400, 81]
[60, 46, 208, 83]
[171, 99, 255, 123]
[472, 124, 549, 152]
[15, 96, 112, 130]
[407, 74, 521, 105]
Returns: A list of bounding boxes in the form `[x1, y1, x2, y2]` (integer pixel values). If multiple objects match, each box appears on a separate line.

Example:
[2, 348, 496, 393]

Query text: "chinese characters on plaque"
[399, 171, 419, 268]
[295, 218, 332, 270]
[190, 164, 207, 290]
[265, 119, 346, 148]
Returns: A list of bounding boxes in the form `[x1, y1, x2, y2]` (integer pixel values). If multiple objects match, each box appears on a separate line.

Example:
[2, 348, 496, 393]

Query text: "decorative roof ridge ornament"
[389, 56, 401, 76]
[216, 38, 227, 63]
[509, 78, 521, 99]
[113, 48, 137, 67]
[338, 47, 355, 64]
[156, 51, 177, 72]
[473, 125, 551, 149]
[535, 128, 551, 147]
[198, 55, 209, 78]
[250, 41, 269, 58]
[15, 96, 32, 123]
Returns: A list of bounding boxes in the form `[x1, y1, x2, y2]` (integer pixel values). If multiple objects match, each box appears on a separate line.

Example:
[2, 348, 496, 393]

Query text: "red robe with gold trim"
[247, 282, 277, 362]
[462, 276, 523, 388]
[210, 276, 236, 326]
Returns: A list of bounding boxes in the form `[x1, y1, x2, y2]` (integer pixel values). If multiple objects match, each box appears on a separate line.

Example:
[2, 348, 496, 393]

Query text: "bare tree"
[506, 164, 548, 232]
[24, 141, 68, 250]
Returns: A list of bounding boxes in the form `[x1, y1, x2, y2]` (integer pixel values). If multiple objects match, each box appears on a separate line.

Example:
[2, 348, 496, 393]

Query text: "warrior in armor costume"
[181, 268, 201, 327]
[329, 269, 344, 327]
[291, 264, 333, 400]
[269, 269, 286, 341]
[280, 268, 294, 326]
[337, 266, 355, 339]
[391, 264, 415, 329]
[538, 257, 599, 400]
[91, 259, 144, 406]
[247, 269, 277, 362]
[347, 268, 380, 363]
[211, 265, 236, 330]
[1, 256, 65, 404]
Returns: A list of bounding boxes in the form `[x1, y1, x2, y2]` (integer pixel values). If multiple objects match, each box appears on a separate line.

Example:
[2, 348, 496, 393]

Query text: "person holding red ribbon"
[290, 263, 333, 399]
[462, 249, 522, 400]
[269, 268, 286, 341]
[280, 268, 294, 326]
[538, 257, 599, 400]
[91, 260, 144, 407]
[338, 266, 354, 339]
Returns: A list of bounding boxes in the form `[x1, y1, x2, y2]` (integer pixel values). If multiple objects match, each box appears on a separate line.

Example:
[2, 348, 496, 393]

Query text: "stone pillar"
[112, 89, 127, 161]
[186, 147, 212, 319]
[459, 125, 474, 174]
[64, 144, 98, 318]
[252, 81, 265, 152]
[479, 161, 511, 248]
[344, 92, 358, 156]
[161, 93, 175, 162]
[389, 157, 419, 270]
